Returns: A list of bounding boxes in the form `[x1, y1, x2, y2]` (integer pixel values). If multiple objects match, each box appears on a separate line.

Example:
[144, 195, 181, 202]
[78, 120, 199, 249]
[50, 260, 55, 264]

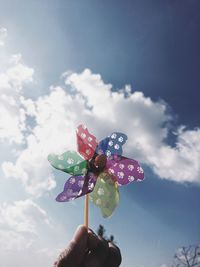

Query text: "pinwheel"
[48, 124, 144, 224]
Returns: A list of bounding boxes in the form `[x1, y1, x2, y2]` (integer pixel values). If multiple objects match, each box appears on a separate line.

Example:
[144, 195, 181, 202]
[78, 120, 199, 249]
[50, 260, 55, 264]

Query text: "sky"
[0, 1, 200, 267]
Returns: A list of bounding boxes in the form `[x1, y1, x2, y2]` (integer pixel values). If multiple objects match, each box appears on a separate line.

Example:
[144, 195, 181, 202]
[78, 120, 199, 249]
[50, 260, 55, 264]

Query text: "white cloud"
[2, 85, 83, 196]
[0, 245, 62, 267]
[2, 132, 56, 196]
[0, 199, 50, 250]
[0, 199, 64, 267]
[65, 69, 200, 184]
[0, 229, 33, 251]
[150, 127, 200, 182]
[2, 68, 200, 196]
[0, 53, 34, 144]
[0, 50, 200, 197]
[0, 27, 7, 46]
[0, 199, 49, 234]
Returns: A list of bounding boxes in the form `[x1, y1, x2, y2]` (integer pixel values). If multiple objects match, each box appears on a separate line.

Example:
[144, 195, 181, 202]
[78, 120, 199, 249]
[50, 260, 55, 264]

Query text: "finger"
[54, 225, 88, 267]
[83, 237, 109, 267]
[104, 242, 122, 267]
[88, 230, 100, 250]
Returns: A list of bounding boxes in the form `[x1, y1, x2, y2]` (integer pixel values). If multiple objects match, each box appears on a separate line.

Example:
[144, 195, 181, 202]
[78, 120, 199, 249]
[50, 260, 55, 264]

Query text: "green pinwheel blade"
[48, 151, 88, 175]
[89, 172, 119, 218]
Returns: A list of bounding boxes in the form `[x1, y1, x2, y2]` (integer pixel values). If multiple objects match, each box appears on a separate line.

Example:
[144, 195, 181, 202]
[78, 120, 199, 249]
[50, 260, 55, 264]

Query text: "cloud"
[0, 199, 50, 250]
[2, 68, 200, 197]
[64, 69, 200, 184]
[150, 127, 200, 183]
[0, 199, 63, 267]
[0, 53, 34, 144]
[2, 85, 83, 196]
[2, 134, 56, 196]
[0, 27, 7, 46]
[0, 229, 33, 251]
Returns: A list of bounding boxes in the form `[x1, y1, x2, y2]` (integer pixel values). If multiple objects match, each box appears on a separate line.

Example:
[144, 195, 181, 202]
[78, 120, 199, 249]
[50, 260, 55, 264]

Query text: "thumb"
[54, 225, 88, 267]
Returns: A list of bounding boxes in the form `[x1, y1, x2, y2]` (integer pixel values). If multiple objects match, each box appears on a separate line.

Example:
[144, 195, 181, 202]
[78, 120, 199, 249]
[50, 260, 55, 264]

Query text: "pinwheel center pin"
[88, 154, 107, 174]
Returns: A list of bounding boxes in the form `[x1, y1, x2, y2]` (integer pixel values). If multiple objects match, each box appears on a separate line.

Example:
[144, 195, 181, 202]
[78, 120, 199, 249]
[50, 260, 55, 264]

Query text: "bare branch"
[172, 245, 200, 267]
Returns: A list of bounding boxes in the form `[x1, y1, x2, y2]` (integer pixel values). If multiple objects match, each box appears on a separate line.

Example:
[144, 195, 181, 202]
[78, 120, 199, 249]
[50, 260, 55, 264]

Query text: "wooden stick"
[85, 194, 89, 228]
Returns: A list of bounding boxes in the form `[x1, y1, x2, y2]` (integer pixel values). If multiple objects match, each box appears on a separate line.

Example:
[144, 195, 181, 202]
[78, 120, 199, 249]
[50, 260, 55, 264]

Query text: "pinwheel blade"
[89, 172, 119, 218]
[56, 172, 97, 202]
[96, 132, 127, 157]
[48, 151, 88, 175]
[76, 124, 98, 160]
[106, 155, 144, 185]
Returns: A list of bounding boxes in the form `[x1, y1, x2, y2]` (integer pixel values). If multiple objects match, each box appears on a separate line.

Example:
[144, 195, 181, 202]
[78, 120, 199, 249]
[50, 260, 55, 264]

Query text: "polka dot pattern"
[48, 151, 88, 176]
[89, 172, 119, 218]
[106, 155, 144, 185]
[76, 124, 98, 160]
[96, 132, 127, 156]
[56, 172, 97, 202]
[48, 125, 145, 218]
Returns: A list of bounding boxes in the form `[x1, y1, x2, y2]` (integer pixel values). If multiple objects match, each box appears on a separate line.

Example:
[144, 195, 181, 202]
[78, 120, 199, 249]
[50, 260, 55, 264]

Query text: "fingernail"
[88, 228, 95, 234]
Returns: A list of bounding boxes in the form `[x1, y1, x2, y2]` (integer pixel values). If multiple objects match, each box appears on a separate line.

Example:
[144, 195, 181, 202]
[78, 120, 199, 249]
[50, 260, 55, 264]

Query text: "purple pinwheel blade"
[106, 155, 144, 186]
[56, 172, 97, 202]
[96, 132, 127, 157]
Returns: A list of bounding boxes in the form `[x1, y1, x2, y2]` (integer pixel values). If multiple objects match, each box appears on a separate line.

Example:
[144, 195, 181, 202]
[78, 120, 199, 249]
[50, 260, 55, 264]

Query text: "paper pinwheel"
[48, 125, 144, 219]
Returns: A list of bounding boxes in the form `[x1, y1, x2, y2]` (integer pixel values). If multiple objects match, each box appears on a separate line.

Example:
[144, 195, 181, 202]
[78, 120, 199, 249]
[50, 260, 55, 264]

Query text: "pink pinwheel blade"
[56, 172, 97, 202]
[76, 124, 98, 160]
[106, 155, 144, 186]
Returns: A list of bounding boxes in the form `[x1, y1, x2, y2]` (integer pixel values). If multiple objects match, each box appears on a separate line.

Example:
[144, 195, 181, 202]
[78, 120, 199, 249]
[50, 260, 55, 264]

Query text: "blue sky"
[0, 1, 200, 267]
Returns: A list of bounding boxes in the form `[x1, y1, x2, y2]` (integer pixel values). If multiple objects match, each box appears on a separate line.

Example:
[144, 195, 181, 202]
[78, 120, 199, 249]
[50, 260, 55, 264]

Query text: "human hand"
[53, 225, 122, 267]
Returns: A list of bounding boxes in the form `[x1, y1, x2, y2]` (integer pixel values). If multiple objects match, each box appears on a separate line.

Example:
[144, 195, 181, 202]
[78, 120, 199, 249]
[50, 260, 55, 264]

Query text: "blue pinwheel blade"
[96, 132, 127, 157]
